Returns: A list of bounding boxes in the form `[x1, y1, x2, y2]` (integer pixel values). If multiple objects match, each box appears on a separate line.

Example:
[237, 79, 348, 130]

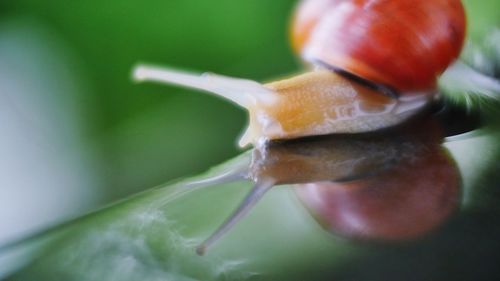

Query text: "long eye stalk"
[133, 64, 280, 108]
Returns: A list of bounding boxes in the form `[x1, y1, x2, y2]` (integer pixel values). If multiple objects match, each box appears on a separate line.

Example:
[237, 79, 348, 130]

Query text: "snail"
[132, 0, 469, 254]
[133, 0, 466, 147]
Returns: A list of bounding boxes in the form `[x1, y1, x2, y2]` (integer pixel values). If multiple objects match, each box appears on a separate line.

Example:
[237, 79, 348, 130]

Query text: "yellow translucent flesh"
[259, 70, 399, 140]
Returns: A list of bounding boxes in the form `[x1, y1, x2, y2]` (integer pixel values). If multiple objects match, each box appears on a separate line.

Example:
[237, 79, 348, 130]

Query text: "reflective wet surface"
[2, 98, 500, 281]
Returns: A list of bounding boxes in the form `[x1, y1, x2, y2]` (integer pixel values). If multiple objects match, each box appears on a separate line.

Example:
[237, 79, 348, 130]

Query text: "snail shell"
[292, 0, 466, 92]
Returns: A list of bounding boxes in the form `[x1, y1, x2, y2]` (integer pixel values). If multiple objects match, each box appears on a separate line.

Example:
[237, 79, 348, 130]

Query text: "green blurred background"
[0, 0, 499, 258]
[0, 0, 302, 244]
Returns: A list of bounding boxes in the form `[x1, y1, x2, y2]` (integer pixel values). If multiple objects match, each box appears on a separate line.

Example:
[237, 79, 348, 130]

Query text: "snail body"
[245, 70, 430, 146]
[134, 0, 465, 146]
[134, 67, 431, 147]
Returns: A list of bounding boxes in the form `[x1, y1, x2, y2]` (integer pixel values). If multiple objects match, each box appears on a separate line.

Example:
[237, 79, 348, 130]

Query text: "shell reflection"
[296, 143, 460, 240]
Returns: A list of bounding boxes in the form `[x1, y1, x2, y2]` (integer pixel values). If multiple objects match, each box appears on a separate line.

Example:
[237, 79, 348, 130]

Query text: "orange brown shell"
[291, 0, 466, 92]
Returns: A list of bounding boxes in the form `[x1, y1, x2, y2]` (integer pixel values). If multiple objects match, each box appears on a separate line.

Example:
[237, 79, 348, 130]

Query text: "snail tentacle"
[133, 64, 281, 108]
[439, 61, 500, 102]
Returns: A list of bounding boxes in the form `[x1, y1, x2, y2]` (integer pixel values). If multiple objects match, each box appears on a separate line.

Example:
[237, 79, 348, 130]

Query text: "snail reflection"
[185, 117, 461, 255]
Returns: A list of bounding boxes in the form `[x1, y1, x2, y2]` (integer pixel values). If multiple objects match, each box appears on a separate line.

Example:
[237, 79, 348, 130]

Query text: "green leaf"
[1, 152, 353, 281]
[3, 118, 500, 281]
